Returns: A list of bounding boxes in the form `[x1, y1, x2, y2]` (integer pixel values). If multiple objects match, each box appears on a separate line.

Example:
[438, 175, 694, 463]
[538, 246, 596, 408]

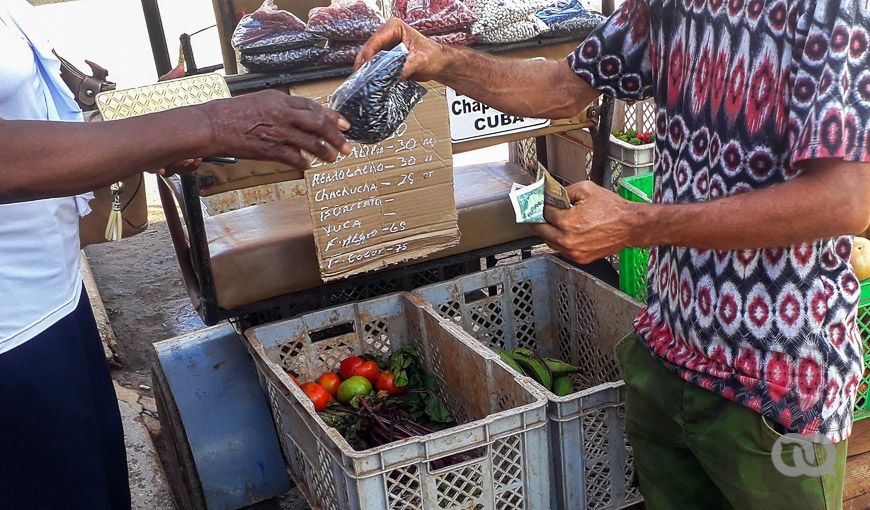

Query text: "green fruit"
[508, 349, 553, 390]
[553, 375, 573, 396]
[511, 347, 537, 358]
[492, 348, 526, 376]
[337, 376, 373, 403]
[543, 358, 582, 375]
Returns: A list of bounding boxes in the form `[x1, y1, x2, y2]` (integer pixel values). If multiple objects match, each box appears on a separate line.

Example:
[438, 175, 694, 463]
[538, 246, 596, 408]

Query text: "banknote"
[509, 166, 572, 223]
[540, 167, 572, 210]
[509, 178, 546, 223]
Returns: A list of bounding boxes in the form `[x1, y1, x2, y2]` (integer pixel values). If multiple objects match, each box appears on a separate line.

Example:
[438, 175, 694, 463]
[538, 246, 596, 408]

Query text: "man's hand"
[531, 181, 641, 264]
[151, 158, 201, 177]
[355, 18, 445, 82]
[205, 90, 352, 169]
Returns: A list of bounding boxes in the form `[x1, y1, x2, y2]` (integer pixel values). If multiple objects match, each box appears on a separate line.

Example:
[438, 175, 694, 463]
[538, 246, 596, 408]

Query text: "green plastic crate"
[855, 280, 870, 421]
[617, 173, 654, 301]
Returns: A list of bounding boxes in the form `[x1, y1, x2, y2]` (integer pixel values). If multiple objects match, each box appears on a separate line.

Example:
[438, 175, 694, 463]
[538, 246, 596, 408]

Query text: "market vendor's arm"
[531, 160, 870, 264]
[0, 90, 351, 204]
[356, 19, 599, 119]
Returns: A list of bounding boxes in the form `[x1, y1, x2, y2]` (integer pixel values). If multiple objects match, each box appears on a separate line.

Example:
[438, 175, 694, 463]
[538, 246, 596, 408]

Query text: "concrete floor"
[114, 382, 177, 510]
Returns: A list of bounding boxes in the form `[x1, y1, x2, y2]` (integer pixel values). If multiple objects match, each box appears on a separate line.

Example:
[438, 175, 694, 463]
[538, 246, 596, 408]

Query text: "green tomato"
[337, 375, 373, 403]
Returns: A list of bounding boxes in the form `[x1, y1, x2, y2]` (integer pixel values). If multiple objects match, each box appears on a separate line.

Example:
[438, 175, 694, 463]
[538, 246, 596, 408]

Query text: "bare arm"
[0, 90, 351, 204]
[634, 160, 870, 249]
[436, 49, 598, 119]
[533, 160, 870, 263]
[356, 19, 600, 119]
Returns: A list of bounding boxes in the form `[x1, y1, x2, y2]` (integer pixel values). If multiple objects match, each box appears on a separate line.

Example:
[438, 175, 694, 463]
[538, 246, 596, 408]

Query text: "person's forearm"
[436, 47, 599, 119]
[629, 160, 870, 249]
[0, 104, 212, 203]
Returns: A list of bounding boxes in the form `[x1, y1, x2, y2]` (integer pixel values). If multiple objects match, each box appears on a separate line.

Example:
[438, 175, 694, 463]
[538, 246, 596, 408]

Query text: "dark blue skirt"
[0, 287, 130, 510]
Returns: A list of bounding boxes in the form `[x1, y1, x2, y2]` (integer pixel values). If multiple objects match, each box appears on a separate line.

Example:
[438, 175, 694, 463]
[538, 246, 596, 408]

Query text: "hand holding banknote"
[529, 180, 641, 264]
[509, 166, 572, 223]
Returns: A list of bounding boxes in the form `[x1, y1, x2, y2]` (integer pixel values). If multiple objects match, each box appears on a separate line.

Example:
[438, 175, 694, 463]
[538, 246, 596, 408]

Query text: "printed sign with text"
[446, 87, 551, 143]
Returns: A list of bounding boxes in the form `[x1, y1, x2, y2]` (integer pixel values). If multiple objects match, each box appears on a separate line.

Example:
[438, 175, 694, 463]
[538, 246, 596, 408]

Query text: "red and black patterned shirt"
[569, 0, 868, 442]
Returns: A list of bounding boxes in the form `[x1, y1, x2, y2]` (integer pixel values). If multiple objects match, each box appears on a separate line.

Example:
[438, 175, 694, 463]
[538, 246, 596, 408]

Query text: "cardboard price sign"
[298, 81, 459, 281]
[447, 87, 550, 143]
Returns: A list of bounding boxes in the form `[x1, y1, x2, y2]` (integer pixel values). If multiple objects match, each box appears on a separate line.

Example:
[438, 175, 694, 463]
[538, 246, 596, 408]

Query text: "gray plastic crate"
[413, 256, 643, 510]
[244, 292, 552, 510]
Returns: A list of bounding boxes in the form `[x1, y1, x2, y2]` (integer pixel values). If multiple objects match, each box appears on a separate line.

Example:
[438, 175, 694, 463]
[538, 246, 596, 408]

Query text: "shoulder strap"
[52, 50, 116, 111]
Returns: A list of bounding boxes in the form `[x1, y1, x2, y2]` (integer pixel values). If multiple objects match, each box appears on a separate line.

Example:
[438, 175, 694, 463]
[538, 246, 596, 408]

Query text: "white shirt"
[0, 0, 93, 353]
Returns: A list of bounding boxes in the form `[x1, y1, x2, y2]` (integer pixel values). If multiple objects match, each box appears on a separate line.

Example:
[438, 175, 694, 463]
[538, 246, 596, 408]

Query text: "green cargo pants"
[615, 334, 849, 510]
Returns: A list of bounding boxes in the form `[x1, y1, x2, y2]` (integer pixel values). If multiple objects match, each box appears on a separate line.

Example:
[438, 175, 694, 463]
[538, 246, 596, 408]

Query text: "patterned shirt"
[568, 0, 868, 442]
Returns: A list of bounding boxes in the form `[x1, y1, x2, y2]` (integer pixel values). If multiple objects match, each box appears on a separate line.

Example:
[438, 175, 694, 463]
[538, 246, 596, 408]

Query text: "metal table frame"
[142, 0, 617, 327]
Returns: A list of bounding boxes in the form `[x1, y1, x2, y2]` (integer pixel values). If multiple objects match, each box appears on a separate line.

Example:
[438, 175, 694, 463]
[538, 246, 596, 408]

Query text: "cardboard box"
[290, 79, 459, 281]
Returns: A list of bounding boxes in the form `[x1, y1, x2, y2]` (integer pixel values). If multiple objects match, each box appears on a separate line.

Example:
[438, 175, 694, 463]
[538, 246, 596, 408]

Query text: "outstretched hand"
[205, 90, 351, 169]
[355, 18, 445, 82]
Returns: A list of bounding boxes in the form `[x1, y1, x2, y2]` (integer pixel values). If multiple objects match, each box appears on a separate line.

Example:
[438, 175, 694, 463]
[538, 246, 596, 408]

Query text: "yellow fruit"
[852, 237, 870, 281]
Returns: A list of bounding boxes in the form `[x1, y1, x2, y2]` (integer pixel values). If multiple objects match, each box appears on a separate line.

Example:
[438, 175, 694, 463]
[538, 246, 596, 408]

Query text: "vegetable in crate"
[318, 372, 342, 397]
[375, 371, 406, 395]
[318, 346, 459, 454]
[553, 375, 573, 397]
[329, 43, 427, 144]
[339, 355, 366, 380]
[508, 347, 553, 390]
[300, 382, 332, 412]
[493, 347, 580, 395]
[231, 0, 325, 54]
[612, 128, 655, 145]
[337, 375, 373, 403]
[307, 0, 385, 42]
[351, 360, 381, 383]
[393, 0, 477, 35]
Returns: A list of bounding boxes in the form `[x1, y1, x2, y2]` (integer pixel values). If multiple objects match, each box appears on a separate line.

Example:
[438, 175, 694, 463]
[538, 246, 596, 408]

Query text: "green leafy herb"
[424, 396, 453, 423]
[387, 346, 424, 388]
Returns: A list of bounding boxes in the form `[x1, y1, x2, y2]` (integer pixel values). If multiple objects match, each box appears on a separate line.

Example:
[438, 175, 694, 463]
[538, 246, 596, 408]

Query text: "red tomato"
[318, 372, 342, 397]
[288, 373, 301, 386]
[351, 360, 380, 383]
[300, 382, 331, 412]
[375, 371, 405, 395]
[339, 356, 365, 380]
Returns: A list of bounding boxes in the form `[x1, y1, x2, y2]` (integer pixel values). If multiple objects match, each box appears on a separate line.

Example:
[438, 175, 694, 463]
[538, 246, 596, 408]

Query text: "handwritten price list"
[304, 92, 459, 281]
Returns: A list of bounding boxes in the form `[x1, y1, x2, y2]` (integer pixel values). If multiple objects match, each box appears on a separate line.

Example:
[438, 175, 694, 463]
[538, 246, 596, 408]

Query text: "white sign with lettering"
[446, 87, 551, 143]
